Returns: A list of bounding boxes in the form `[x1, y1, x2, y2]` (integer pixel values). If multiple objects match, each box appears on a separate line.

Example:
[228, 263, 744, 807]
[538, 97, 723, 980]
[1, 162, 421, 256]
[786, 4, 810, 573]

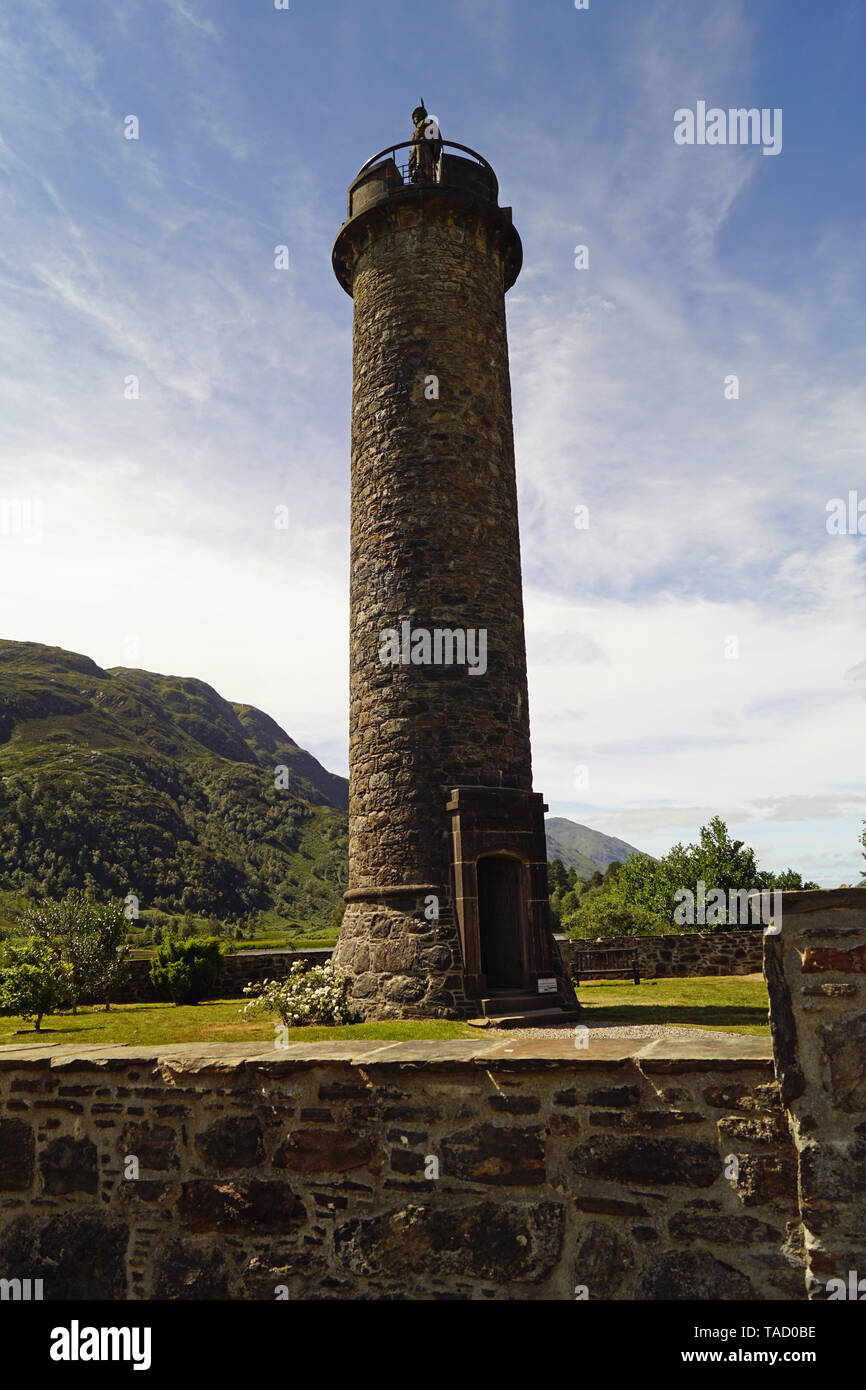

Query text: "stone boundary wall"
[0, 929, 775, 1007]
[0, 1036, 804, 1300]
[114, 929, 764, 1007]
[105, 949, 333, 1005]
[558, 930, 764, 979]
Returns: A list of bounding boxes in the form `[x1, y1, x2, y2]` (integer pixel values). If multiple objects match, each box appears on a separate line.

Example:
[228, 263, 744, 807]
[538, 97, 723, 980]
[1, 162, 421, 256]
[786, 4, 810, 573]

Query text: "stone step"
[479, 993, 558, 1016]
[466, 1007, 582, 1029]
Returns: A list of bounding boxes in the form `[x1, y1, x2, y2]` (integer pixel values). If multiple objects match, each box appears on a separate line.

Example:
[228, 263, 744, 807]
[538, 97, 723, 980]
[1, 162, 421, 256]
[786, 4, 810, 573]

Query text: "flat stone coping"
[750, 886, 866, 915]
[228, 948, 332, 957]
[0, 1036, 774, 1071]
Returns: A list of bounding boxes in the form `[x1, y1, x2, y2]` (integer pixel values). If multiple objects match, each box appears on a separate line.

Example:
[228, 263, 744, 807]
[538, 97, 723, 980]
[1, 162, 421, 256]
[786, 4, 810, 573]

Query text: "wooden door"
[477, 856, 524, 988]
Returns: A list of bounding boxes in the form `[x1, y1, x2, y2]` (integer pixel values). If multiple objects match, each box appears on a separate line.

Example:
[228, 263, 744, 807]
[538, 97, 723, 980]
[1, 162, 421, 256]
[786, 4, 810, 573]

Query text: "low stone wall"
[101, 930, 763, 1005]
[0, 1036, 802, 1300]
[559, 929, 764, 979]
[111, 931, 764, 1006]
[107, 949, 333, 1004]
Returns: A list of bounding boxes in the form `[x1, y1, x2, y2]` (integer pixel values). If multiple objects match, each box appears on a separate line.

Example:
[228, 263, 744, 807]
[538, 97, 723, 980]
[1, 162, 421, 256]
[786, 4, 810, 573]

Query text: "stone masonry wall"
[0, 1037, 803, 1300]
[98, 930, 765, 1007]
[559, 930, 765, 979]
[763, 887, 866, 1299]
[89, 949, 333, 1006]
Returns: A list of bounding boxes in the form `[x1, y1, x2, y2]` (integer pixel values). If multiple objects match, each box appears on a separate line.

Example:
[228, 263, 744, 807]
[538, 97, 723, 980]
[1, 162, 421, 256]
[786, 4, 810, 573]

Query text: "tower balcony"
[333, 139, 522, 296]
[345, 140, 499, 218]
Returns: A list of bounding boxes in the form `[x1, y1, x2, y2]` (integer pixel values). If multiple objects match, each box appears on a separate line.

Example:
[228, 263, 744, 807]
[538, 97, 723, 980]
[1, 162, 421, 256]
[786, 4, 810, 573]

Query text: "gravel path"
[487, 1022, 741, 1042]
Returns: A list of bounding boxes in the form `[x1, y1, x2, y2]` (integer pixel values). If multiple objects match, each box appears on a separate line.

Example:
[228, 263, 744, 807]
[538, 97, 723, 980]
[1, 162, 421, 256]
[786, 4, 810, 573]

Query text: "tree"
[763, 868, 820, 892]
[560, 888, 579, 916]
[547, 858, 569, 893]
[562, 892, 657, 939]
[92, 904, 131, 1010]
[24, 892, 130, 1012]
[0, 939, 73, 1031]
[575, 817, 820, 935]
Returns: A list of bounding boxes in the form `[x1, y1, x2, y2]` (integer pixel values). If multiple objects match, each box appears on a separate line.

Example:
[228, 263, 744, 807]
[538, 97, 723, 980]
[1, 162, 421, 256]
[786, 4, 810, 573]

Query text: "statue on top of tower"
[408, 102, 442, 184]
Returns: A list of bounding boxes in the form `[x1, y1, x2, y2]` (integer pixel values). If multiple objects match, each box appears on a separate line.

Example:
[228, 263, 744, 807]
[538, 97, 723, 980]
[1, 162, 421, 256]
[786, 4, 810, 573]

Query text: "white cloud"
[0, 0, 862, 891]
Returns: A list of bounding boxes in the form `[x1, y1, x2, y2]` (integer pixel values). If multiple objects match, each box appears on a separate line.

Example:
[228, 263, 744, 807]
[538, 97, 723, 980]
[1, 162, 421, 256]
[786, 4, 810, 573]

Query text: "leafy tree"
[562, 892, 658, 939]
[565, 817, 819, 936]
[560, 888, 579, 916]
[599, 817, 759, 931]
[24, 892, 130, 1011]
[547, 885, 561, 929]
[547, 858, 569, 892]
[0, 939, 73, 1030]
[764, 868, 820, 892]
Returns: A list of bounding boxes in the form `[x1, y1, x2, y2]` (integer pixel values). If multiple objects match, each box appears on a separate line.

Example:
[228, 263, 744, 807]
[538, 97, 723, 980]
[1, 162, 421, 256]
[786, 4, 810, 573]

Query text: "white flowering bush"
[240, 960, 353, 1027]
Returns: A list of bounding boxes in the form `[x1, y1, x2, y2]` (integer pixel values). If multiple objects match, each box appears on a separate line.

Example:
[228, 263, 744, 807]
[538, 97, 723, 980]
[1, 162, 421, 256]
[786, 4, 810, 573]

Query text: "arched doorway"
[477, 855, 524, 988]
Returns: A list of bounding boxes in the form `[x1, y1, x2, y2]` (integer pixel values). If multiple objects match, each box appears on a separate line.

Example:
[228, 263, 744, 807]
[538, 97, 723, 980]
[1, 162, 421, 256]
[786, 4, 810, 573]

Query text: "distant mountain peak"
[545, 816, 644, 876]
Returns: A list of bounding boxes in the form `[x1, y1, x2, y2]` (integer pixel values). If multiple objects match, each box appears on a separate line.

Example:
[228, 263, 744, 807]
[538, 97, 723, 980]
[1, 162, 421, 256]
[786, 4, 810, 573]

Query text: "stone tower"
[331, 115, 577, 1024]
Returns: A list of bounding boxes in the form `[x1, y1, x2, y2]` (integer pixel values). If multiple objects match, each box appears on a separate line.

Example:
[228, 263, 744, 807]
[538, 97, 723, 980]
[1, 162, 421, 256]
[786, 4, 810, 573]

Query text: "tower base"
[332, 891, 470, 1021]
[332, 786, 578, 1022]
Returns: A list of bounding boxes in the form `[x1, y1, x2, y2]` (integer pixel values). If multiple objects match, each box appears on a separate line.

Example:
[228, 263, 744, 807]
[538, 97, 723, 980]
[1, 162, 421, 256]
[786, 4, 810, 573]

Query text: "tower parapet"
[333, 139, 521, 296]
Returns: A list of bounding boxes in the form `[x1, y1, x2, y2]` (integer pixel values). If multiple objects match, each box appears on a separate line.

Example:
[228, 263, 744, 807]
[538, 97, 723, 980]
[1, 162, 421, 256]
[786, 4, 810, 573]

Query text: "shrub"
[241, 960, 353, 1028]
[149, 936, 225, 1005]
[0, 938, 74, 1030]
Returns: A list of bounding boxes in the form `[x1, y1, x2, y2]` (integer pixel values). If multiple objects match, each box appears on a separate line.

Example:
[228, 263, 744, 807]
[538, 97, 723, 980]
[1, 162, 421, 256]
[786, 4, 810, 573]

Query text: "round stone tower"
[331, 118, 576, 1023]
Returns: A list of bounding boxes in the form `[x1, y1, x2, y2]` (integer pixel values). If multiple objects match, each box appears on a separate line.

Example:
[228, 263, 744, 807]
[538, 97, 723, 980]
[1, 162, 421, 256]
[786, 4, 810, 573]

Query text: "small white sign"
[537, 977, 557, 995]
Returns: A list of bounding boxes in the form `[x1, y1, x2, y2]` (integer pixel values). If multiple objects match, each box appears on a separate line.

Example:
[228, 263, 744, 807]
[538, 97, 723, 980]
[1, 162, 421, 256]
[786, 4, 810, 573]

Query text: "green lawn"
[0, 1001, 479, 1047]
[0, 974, 770, 1045]
[575, 974, 770, 1036]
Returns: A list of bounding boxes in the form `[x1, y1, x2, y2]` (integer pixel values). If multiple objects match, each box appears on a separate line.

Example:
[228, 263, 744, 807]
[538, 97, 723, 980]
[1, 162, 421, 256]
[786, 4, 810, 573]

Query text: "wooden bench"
[570, 946, 640, 986]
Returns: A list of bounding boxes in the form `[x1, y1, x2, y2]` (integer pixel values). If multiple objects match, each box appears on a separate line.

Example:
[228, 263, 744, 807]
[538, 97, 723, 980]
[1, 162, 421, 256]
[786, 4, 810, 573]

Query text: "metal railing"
[355, 139, 494, 187]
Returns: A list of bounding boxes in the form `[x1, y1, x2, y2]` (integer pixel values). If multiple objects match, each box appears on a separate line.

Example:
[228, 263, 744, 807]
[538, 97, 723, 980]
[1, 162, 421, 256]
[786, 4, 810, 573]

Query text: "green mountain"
[0, 640, 349, 930]
[545, 816, 644, 877]
[0, 640, 648, 936]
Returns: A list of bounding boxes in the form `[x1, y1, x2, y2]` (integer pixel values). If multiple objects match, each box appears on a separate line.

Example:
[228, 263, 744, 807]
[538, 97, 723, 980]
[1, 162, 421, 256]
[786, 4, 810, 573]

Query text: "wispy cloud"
[0, 0, 862, 886]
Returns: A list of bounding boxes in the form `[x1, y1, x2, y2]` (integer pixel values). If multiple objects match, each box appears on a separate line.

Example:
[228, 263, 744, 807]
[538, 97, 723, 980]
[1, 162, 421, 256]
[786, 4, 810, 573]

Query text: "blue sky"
[0, 0, 864, 884]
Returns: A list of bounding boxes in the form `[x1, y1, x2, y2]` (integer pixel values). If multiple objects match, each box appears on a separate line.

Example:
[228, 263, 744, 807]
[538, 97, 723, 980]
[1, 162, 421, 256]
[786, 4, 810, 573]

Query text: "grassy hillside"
[545, 816, 645, 877]
[0, 640, 349, 938]
[0, 641, 656, 948]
